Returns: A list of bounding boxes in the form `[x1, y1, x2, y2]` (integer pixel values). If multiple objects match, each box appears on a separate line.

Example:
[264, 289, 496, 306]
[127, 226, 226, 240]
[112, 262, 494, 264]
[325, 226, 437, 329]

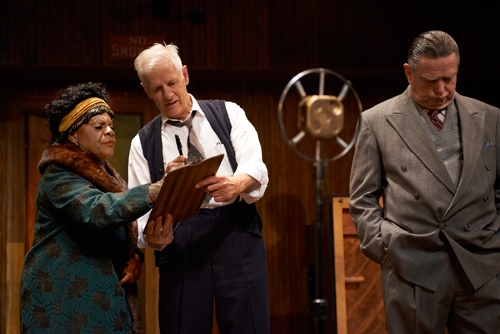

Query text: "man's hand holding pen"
[166, 134, 186, 172]
[166, 155, 186, 172]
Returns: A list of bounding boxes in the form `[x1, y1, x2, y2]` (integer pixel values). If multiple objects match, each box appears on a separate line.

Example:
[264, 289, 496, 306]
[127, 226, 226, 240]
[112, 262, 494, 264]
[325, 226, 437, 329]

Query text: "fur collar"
[38, 141, 128, 193]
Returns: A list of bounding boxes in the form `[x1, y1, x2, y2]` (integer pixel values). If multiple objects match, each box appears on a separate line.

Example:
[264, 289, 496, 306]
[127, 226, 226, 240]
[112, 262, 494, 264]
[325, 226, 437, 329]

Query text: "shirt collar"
[161, 94, 205, 126]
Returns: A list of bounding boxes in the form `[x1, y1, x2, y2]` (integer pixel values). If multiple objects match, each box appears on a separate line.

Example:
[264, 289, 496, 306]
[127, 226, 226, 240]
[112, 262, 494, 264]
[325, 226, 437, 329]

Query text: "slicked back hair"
[407, 30, 460, 70]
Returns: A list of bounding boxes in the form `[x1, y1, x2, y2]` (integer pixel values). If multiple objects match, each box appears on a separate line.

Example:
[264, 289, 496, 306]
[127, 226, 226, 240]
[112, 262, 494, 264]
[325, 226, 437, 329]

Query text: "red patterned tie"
[428, 109, 444, 131]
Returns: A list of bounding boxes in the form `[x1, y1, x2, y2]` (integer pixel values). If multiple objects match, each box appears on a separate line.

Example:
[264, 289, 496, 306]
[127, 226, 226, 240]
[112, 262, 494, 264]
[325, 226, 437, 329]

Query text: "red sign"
[110, 35, 164, 60]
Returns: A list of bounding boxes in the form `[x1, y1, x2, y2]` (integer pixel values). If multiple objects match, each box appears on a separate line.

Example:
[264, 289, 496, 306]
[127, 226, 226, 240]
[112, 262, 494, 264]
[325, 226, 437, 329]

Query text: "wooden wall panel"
[6, 243, 24, 334]
[0, 93, 8, 333]
[25, 114, 51, 253]
[2, 96, 31, 334]
[3, 0, 500, 79]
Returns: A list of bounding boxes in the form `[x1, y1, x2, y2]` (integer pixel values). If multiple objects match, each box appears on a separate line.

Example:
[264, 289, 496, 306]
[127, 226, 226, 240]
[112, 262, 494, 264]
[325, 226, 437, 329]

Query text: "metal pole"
[312, 140, 328, 334]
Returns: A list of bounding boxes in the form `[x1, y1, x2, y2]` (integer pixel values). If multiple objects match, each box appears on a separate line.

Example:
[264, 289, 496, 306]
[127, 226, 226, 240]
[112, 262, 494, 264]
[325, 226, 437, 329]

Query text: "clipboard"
[147, 154, 224, 226]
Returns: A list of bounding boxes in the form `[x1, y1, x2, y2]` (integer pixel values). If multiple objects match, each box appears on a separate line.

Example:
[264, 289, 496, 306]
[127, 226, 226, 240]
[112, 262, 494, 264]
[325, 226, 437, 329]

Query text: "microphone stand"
[276, 68, 362, 334]
[311, 140, 330, 334]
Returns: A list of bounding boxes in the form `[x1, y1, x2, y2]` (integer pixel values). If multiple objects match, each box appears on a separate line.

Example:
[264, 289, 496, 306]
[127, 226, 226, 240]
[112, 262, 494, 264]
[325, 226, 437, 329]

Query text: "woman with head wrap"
[20, 82, 173, 333]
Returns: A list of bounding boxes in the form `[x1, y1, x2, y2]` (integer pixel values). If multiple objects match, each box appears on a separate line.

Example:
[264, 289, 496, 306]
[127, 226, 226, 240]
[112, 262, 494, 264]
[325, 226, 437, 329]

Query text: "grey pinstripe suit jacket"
[349, 86, 500, 291]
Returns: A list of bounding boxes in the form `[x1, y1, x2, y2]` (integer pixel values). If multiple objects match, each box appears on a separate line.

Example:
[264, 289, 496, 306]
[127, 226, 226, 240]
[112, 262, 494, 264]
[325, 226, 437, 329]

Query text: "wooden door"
[25, 114, 51, 253]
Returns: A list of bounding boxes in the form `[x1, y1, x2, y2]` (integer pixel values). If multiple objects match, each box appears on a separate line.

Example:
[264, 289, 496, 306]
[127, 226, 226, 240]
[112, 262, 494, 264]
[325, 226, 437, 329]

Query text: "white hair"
[134, 42, 183, 82]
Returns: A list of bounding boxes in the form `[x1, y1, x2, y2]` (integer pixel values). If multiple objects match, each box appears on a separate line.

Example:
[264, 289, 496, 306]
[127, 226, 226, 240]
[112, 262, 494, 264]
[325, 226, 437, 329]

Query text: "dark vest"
[142, 100, 263, 268]
[139, 100, 237, 183]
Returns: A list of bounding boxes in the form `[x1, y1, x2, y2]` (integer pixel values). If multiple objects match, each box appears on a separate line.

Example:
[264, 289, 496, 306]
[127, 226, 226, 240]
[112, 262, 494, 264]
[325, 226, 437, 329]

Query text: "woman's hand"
[120, 253, 142, 285]
[146, 214, 175, 246]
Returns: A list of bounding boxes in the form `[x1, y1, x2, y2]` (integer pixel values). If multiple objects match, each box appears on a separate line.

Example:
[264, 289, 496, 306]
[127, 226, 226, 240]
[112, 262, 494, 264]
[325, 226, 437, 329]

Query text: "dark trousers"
[156, 201, 270, 334]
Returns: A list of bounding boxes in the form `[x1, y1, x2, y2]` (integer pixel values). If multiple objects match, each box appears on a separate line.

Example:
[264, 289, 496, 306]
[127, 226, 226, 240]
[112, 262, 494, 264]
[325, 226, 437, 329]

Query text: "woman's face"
[68, 112, 115, 160]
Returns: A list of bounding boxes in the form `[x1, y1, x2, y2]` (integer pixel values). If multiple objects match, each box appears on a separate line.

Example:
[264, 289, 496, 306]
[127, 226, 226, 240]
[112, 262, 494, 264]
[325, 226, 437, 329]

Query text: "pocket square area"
[484, 142, 493, 149]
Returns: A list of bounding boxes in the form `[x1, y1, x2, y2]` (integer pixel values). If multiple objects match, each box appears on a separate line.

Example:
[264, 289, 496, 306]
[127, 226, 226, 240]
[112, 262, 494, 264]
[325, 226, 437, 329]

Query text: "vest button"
[401, 165, 407, 172]
[414, 193, 420, 200]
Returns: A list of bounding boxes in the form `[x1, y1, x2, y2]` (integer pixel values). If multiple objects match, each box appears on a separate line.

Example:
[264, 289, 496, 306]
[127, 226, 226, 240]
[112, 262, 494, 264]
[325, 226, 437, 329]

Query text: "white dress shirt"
[128, 95, 269, 248]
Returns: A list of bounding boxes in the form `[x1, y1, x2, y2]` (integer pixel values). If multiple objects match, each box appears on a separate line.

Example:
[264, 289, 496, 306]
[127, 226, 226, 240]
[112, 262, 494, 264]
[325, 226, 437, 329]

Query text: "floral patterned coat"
[20, 142, 152, 333]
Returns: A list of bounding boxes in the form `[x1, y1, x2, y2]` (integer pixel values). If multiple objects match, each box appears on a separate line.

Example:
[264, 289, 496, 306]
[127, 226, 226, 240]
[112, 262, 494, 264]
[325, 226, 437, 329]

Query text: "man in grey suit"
[349, 30, 500, 333]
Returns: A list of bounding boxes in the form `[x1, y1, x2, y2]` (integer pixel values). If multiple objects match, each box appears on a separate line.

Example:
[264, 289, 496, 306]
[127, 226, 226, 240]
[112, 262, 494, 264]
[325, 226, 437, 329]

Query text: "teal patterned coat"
[20, 142, 153, 333]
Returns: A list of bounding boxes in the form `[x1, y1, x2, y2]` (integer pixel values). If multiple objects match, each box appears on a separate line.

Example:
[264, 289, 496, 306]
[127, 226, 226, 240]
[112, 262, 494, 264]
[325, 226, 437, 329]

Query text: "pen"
[175, 134, 183, 156]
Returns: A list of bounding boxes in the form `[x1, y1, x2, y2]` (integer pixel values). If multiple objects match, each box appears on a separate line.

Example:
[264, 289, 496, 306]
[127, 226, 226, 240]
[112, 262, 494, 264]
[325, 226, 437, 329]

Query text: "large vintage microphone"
[298, 94, 345, 138]
[278, 68, 362, 334]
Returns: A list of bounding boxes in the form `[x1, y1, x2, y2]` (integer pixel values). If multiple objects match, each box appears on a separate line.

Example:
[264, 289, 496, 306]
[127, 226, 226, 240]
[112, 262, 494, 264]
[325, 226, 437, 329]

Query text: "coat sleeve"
[40, 164, 152, 231]
[348, 112, 387, 264]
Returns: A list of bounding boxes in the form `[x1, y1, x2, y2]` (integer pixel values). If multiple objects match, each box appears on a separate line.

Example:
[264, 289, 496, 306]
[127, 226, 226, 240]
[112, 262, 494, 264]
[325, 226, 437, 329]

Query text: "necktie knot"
[427, 109, 445, 131]
[166, 119, 182, 127]
[166, 110, 196, 128]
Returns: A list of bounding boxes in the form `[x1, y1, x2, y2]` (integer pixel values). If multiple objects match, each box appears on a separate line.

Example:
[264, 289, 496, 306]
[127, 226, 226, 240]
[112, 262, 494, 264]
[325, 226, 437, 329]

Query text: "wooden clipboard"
[147, 154, 224, 225]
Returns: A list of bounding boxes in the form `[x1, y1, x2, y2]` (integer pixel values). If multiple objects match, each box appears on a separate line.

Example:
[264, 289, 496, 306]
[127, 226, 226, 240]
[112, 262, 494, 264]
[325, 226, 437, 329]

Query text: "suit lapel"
[386, 88, 456, 194]
[445, 94, 484, 213]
